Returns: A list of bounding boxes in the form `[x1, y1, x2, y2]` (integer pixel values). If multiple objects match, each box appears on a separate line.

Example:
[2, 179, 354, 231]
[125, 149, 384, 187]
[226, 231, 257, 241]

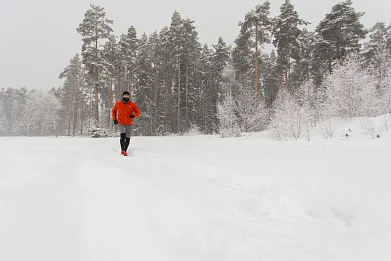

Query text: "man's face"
[123, 94, 130, 99]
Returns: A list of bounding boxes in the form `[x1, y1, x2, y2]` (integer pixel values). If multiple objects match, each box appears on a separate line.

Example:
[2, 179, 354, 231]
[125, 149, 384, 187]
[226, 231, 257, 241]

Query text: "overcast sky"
[1, 0, 390, 91]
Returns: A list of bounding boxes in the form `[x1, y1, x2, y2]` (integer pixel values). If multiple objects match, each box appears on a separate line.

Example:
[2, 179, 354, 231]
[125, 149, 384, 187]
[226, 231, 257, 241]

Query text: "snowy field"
[1, 116, 391, 261]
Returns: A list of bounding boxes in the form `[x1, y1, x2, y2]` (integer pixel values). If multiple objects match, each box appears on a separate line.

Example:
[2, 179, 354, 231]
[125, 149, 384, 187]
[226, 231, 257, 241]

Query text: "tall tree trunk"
[284, 59, 289, 90]
[72, 107, 77, 136]
[164, 51, 170, 133]
[128, 67, 133, 100]
[69, 76, 75, 136]
[72, 75, 77, 136]
[255, 22, 259, 99]
[117, 64, 122, 98]
[94, 69, 99, 125]
[68, 101, 72, 137]
[284, 53, 290, 90]
[154, 63, 158, 136]
[185, 61, 189, 131]
[80, 101, 84, 135]
[108, 76, 113, 127]
[177, 55, 181, 133]
[203, 78, 206, 133]
[94, 37, 99, 125]
[287, 50, 291, 90]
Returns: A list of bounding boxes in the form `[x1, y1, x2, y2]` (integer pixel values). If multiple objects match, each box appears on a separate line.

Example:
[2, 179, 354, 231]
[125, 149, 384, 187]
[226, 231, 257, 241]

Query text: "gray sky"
[1, 0, 390, 91]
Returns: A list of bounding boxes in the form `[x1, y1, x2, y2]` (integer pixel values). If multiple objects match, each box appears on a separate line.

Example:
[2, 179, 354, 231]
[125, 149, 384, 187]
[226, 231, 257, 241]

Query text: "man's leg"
[124, 125, 132, 151]
[118, 124, 127, 152]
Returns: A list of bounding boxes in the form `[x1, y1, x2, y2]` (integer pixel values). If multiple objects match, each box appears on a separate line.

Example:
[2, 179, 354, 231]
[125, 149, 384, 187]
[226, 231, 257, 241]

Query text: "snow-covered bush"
[185, 124, 202, 136]
[89, 127, 116, 138]
[322, 55, 378, 118]
[235, 85, 269, 133]
[360, 117, 384, 139]
[270, 81, 318, 141]
[270, 90, 302, 140]
[217, 95, 240, 138]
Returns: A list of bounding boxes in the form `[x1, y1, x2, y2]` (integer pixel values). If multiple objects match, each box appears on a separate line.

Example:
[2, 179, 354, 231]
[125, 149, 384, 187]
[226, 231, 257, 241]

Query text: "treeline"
[0, 0, 390, 137]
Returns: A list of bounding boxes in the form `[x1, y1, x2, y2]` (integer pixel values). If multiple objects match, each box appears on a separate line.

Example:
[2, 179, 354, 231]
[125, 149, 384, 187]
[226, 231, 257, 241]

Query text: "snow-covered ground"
[1, 115, 391, 261]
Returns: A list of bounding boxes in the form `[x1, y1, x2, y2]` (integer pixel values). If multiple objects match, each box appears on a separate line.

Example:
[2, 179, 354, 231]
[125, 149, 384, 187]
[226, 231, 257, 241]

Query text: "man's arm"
[132, 102, 141, 118]
[112, 102, 118, 120]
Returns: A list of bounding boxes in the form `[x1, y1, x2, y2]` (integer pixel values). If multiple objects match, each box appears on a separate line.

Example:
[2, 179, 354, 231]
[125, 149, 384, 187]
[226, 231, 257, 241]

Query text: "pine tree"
[387, 23, 391, 50]
[119, 26, 138, 99]
[273, 0, 308, 90]
[1, 87, 28, 135]
[363, 22, 389, 63]
[159, 26, 176, 134]
[169, 11, 184, 133]
[232, 23, 253, 83]
[314, 0, 366, 76]
[77, 4, 114, 125]
[312, 35, 333, 86]
[261, 51, 282, 108]
[363, 23, 391, 115]
[134, 33, 154, 135]
[148, 31, 165, 136]
[102, 39, 118, 127]
[13, 90, 61, 136]
[197, 44, 213, 133]
[0, 89, 9, 135]
[207, 37, 230, 133]
[212, 37, 230, 96]
[238, 1, 273, 97]
[59, 54, 84, 136]
[182, 18, 201, 132]
[290, 29, 315, 89]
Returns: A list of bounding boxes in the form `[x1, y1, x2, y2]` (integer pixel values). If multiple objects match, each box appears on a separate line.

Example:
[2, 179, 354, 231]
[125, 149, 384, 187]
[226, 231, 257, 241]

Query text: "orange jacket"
[112, 99, 141, 126]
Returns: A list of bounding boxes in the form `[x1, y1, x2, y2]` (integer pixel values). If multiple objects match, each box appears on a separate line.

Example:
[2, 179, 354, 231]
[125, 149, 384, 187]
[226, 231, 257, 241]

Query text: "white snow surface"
[1, 115, 391, 261]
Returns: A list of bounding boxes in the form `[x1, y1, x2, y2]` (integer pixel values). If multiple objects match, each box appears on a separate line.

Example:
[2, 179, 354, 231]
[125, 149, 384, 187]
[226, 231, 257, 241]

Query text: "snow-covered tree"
[1, 87, 28, 136]
[0, 94, 6, 135]
[197, 44, 214, 134]
[77, 4, 114, 124]
[12, 90, 60, 136]
[262, 51, 282, 108]
[217, 95, 240, 138]
[295, 80, 318, 124]
[236, 85, 268, 132]
[322, 55, 378, 118]
[273, 0, 308, 90]
[363, 22, 390, 66]
[119, 26, 138, 99]
[291, 29, 315, 89]
[221, 59, 237, 98]
[314, 0, 366, 78]
[134, 33, 154, 136]
[202, 37, 229, 133]
[40, 92, 61, 136]
[270, 88, 314, 140]
[59, 54, 85, 136]
[235, 1, 273, 96]
[169, 11, 186, 133]
[378, 54, 391, 115]
[363, 24, 391, 115]
[270, 90, 300, 140]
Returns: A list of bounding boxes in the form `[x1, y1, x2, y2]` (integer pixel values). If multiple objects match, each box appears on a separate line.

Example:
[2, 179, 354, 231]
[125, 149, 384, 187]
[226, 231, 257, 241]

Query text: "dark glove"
[113, 119, 118, 125]
[129, 114, 135, 118]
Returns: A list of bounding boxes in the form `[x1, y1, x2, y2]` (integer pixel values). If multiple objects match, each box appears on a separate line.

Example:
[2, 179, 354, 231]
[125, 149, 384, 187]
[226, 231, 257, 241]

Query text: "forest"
[0, 0, 390, 139]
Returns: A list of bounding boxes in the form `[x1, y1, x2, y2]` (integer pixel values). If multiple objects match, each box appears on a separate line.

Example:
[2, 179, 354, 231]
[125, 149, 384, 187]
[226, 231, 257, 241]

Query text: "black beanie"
[122, 91, 130, 96]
